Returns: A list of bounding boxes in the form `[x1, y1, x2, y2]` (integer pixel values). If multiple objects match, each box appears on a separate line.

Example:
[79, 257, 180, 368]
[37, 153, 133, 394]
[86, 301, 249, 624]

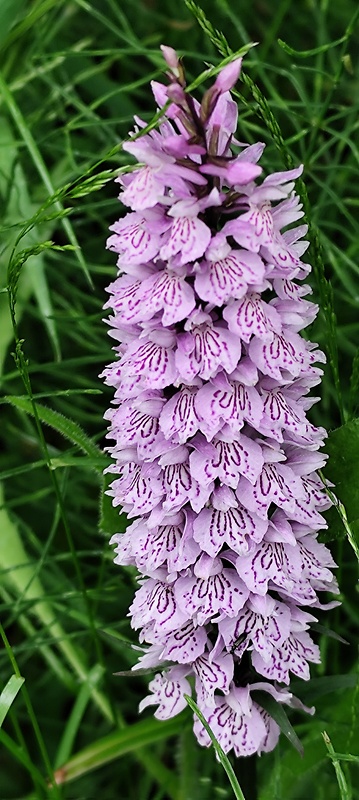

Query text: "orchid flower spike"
[102, 47, 337, 758]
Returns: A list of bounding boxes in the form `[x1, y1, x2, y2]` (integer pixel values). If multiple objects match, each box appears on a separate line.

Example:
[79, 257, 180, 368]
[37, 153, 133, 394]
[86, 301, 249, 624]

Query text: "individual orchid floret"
[214, 57, 243, 93]
[160, 190, 221, 264]
[103, 47, 337, 760]
[160, 45, 184, 82]
[200, 57, 242, 123]
[139, 667, 192, 719]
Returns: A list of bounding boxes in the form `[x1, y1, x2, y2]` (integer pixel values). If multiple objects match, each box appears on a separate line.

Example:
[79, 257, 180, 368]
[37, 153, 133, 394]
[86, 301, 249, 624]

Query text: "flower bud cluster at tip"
[101, 49, 338, 758]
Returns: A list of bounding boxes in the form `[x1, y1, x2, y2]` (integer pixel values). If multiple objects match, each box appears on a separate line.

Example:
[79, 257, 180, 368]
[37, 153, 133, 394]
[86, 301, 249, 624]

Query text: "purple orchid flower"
[102, 48, 337, 758]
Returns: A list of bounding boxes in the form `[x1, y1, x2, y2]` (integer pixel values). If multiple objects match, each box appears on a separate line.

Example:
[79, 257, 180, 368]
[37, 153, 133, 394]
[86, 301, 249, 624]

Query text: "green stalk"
[53, 716, 183, 792]
[0, 484, 113, 723]
[0, 71, 92, 286]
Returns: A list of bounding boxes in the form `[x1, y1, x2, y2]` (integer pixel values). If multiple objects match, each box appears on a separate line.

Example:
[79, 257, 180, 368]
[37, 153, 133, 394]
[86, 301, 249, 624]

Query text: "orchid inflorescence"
[102, 47, 338, 757]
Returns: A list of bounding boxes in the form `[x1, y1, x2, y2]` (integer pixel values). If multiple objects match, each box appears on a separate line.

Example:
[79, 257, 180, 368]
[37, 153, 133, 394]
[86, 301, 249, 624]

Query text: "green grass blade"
[54, 715, 184, 786]
[0, 71, 92, 286]
[326, 753, 359, 764]
[100, 472, 127, 535]
[54, 664, 105, 768]
[3, 395, 103, 462]
[278, 36, 347, 58]
[322, 732, 352, 800]
[0, 117, 60, 367]
[0, 675, 25, 727]
[0, 586, 75, 690]
[0, 728, 49, 792]
[29, 260, 61, 361]
[252, 691, 304, 757]
[1, 0, 67, 51]
[349, 350, 359, 418]
[0, 622, 61, 798]
[0, 0, 27, 48]
[0, 484, 113, 724]
[290, 674, 358, 702]
[185, 695, 246, 800]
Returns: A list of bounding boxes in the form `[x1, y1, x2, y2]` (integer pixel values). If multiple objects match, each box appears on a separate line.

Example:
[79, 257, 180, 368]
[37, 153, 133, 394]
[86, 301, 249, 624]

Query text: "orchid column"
[102, 48, 338, 757]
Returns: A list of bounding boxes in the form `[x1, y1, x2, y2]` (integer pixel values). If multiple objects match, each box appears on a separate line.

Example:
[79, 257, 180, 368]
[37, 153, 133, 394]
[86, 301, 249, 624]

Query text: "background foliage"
[0, 1, 359, 798]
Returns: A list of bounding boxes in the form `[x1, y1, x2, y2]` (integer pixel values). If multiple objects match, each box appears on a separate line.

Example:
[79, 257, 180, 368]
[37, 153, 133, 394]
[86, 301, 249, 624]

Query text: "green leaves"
[0, 0, 27, 48]
[322, 732, 352, 800]
[183, 0, 230, 57]
[325, 420, 359, 522]
[100, 472, 127, 535]
[3, 394, 105, 464]
[54, 715, 185, 787]
[0, 1, 358, 798]
[0, 117, 61, 366]
[0, 72, 92, 286]
[0, 675, 25, 728]
[252, 691, 304, 757]
[324, 420, 359, 558]
[278, 36, 348, 58]
[7, 241, 56, 321]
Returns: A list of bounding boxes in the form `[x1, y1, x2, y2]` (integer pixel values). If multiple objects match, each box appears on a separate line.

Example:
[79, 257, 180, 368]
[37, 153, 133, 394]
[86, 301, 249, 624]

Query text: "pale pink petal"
[195, 249, 265, 305]
[139, 669, 191, 719]
[159, 387, 201, 443]
[194, 651, 234, 706]
[223, 293, 282, 343]
[160, 216, 212, 264]
[175, 324, 241, 382]
[130, 578, 189, 634]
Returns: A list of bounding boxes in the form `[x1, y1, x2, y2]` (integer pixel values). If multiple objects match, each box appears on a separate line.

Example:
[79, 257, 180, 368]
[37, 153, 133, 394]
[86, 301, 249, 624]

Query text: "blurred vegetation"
[0, 1, 359, 798]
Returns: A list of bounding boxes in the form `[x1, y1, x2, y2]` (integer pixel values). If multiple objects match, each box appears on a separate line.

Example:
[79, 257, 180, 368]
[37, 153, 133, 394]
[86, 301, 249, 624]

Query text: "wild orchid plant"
[101, 47, 338, 757]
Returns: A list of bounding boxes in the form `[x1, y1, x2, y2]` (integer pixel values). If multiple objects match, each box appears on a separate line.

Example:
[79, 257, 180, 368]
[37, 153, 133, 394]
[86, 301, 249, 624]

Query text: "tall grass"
[0, 1, 359, 798]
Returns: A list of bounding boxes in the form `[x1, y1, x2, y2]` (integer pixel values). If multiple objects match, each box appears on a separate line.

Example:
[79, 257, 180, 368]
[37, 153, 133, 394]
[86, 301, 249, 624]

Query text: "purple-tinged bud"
[214, 56, 243, 93]
[200, 58, 243, 124]
[160, 44, 185, 86]
[160, 44, 180, 72]
[166, 82, 188, 110]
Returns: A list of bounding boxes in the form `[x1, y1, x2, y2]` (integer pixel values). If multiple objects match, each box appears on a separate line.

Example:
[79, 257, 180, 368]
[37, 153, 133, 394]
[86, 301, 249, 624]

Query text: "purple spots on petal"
[160, 387, 201, 443]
